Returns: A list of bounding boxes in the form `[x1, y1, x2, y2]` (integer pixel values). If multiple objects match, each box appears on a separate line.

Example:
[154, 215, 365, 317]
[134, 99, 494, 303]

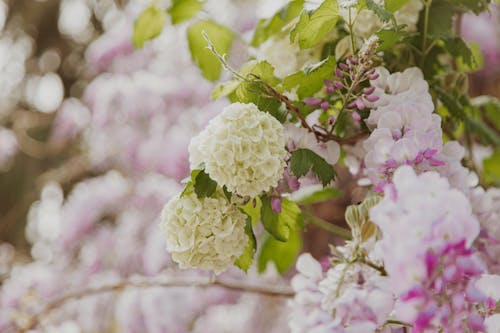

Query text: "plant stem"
[303, 211, 352, 240]
[348, 7, 356, 55]
[420, 0, 432, 68]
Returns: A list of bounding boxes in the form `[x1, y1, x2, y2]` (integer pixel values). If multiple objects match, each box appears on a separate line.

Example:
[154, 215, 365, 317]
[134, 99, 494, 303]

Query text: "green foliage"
[291, 0, 339, 49]
[187, 20, 234, 81]
[292, 186, 342, 205]
[376, 29, 413, 51]
[257, 229, 302, 273]
[234, 218, 257, 272]
[443, 37, 478, 71]
[181, 169, 217, 199]
[212, 61, 287, 122]
[260, 196, 303, 242]
[385, 0, 411, 12]
[251, 0, 304, 47]
[365, 0, 394, 22]
[290, 148, 336, 186]
[448, 0, 490, 14]
[240, 197, 262, 225]
[132, 5, 166, 48]
[345, 196, 381, 243]
[483, 150, 500, 186]
[283, 57, 336, 99]
[168, 0, 204, 24]
[424, 1, 454, 38]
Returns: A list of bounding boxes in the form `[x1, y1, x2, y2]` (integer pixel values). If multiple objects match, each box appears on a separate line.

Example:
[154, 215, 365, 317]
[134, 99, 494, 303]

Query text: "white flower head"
[339, 0, 358, 8]
[189, 103, 287, 197]
[160, 190, 248, 274]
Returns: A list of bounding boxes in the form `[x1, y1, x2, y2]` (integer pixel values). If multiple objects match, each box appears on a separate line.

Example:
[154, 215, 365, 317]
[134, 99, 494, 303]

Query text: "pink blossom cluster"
[370, 166, 499, 332]
[361, 67, 471, 191]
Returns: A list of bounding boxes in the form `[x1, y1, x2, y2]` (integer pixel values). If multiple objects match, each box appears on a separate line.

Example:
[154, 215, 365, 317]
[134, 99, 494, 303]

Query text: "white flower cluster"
[160, 190, 248, 274]
[340, 0, 423, 38]
[189, 102, 287, 197]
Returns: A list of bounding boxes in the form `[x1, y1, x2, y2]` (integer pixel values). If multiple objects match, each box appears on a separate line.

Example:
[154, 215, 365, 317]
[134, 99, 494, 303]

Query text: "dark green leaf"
[448, 0, 490, 14]
[187, 20, 234, 81]
[424, 1, 454, 38]
[234, 218, 257, 272]
[168, 0, 204, 24]
[376, 29, 412, 51]
[257, 229, 302, 274]
[443, 37, 477, 71]
[290, 148, 336, 186]
[132, 6, 166, 48]
[193, 169, 217, 198]
[290, 0, 339, 49]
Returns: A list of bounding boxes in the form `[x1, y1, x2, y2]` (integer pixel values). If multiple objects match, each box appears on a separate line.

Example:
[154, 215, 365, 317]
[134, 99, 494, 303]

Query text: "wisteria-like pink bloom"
[370, 166, 497, 332]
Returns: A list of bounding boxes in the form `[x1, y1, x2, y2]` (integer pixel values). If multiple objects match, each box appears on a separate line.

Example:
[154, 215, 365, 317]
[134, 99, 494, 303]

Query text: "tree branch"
[18, 275, 294, 332]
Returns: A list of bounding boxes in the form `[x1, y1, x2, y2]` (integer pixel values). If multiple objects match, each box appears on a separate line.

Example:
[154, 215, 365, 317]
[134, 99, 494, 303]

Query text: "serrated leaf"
[261, 196, 303, 242]
[376, 29, 412, 51]
[193, 169, 217, 198]
[132, 6, 166, 48]
[257, 229, 302, 274]
[282, 57, 336, 99]
[291, 0, 339, 49]
[234, 218, 257, 272]
[385, 0, 410, 12]
[443, 37, 477, 71]
[233, 61, 285, 121]
[251, 0, 304, 47]
[168, 0, 204, 24]
[365, 0, 393, 22]
[290, 148, 336, 186]
[187, 20, 234, 81]
[424, 1, 454, 38]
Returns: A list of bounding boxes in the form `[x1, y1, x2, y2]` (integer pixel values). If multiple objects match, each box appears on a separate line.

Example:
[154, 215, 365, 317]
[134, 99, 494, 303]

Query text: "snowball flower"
[160, 190, 248, 274]
[189, 103, 287, 197]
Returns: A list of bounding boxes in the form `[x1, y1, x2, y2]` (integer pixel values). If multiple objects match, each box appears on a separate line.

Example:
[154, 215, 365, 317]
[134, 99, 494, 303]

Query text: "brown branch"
[19, 276, 294, 332]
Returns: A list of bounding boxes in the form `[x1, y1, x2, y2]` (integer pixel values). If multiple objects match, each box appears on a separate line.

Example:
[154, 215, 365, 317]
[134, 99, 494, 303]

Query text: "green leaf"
[132, 5, 166, 48]
[448, 0, 490, 14]
[251, 0, 304, 47]
[180, 169, 201, 196]
[261, 196, 303, 242]
[168, 0, 204, 24]
[376, 29, 412, 51]
[385, 0, 410, 12]
[257, 229, 302, 274]
[211, 79, 241, 100]
[234, 218, 257, 272]
[466, 117, 500, 147]
[365, 0, 394, 22]
[282, 57, 336, 99]
[187, 20, 234, 81]
[233, 61, 285, 121]
[291, 186, 342, 205]
[443, 37, 477, 71]
[240, 197, 262, 225]
[290, 148, 336, 186]
[424, 1, 454, 38]
[193, 169, 217, 198]
[290, 0, 339, 49]
[483, 150, 500, 186]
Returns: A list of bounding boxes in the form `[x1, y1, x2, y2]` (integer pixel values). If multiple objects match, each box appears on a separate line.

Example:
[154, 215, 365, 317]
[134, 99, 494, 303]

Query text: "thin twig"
[19, 276, 294, 332]
[302, 211, 352, 240]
